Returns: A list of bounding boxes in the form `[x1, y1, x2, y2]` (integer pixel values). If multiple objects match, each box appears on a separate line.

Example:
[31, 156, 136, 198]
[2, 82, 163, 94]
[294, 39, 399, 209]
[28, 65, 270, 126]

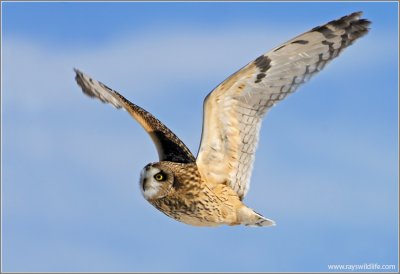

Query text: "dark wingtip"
[352, 11, 363, 16]
[73, 68, 96, 99]
[73, 67, 81, 76]
[347, 11, 372, 27]
[74, 68, 83, 83]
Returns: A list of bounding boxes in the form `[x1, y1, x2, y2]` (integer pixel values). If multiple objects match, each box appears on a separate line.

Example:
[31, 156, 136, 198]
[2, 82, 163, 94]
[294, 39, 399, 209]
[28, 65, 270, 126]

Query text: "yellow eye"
[154, 173, 164, 181]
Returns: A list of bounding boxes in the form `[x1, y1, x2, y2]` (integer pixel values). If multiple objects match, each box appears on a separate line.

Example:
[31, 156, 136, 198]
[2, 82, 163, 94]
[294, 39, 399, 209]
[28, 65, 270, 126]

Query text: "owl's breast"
[151, 183, 242, 226]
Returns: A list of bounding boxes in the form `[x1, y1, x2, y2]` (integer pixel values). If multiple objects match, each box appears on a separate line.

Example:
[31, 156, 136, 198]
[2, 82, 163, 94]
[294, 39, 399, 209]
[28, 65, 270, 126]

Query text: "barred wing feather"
[196, 12, 370, 199]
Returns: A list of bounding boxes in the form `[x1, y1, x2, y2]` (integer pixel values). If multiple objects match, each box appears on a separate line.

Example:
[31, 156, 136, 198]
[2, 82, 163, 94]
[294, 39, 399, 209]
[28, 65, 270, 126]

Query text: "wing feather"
[74, 69, 195, 163]
[196, 12, 371, 199]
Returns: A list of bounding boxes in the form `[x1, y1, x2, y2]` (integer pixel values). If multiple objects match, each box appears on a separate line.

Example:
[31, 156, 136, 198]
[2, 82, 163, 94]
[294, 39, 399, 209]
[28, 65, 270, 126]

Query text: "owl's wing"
[196, 12, 370, 199]
[74, 69, 196, 163]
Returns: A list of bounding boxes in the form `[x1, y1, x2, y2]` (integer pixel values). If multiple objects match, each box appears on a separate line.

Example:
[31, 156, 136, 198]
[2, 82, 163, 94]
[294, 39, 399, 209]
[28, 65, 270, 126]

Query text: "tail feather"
[238, 207, 276, 227]
[247, 211, 276, 227]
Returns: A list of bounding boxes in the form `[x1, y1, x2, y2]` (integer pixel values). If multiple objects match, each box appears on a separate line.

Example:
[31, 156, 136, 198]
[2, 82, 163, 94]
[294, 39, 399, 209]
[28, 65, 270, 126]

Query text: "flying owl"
[74, 12, 370, 227]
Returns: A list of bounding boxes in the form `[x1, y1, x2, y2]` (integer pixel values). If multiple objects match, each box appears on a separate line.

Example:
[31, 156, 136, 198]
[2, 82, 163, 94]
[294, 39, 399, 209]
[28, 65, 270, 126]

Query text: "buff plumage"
[74, 12, 370, 227]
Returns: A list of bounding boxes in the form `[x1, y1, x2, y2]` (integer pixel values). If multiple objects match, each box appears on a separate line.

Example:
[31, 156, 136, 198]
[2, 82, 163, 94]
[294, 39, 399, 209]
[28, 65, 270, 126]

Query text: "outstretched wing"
[74, 69, 195, 163]
[196, 12, 370, 199]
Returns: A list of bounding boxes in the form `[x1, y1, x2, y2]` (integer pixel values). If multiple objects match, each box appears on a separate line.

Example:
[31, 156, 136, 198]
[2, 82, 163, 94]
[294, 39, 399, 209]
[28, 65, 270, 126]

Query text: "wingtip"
[350, 11, 372, 26]
[345, 11, 363, 20]
[342, 11, 368, 23]
[73, 68, 83, 83]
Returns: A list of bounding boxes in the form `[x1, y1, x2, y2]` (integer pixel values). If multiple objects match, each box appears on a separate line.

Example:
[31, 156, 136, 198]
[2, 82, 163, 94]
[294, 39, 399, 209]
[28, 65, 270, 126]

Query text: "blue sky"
[2, 1, 398, 272]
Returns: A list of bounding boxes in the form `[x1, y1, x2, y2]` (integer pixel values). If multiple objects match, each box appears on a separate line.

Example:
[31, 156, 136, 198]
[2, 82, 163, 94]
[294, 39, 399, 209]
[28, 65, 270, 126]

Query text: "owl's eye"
[154, 173, 165, 181]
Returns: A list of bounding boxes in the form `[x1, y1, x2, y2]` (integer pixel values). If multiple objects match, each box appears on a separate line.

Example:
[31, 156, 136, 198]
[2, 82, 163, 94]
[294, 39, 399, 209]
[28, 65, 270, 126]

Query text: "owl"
[74, 12, 370, 227]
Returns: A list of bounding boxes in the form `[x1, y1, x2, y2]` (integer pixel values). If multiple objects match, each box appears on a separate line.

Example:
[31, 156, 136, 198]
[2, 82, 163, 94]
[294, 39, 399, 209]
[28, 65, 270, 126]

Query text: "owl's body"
[74, 12, 370, 227]
[141, 161, 272, 226]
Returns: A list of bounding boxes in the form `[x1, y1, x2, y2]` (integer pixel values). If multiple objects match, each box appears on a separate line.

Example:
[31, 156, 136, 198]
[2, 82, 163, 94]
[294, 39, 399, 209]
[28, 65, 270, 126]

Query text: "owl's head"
[139, 162, 176, 200]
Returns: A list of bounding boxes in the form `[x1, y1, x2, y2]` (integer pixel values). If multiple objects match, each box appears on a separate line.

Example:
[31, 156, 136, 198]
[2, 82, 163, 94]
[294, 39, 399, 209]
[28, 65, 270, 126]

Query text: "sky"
[1, 1, 398, 272]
